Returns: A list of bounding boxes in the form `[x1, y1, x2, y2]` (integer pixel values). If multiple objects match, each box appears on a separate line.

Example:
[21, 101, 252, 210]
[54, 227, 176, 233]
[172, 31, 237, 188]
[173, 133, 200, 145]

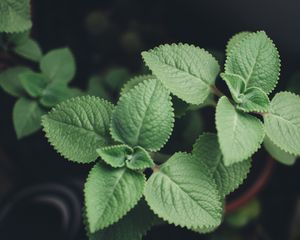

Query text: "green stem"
[210, 85, 225, 98]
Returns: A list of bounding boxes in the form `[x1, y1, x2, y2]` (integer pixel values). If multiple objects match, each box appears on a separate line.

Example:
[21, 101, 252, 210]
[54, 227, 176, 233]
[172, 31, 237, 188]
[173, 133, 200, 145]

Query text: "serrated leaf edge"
[119, 74, 155, 96]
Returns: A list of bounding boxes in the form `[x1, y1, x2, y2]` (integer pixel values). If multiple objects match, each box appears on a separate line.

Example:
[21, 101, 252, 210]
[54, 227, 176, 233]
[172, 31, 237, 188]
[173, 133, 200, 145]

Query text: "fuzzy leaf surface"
[220, 73, 245, 102]
[87, 200, 157, 240]
[85, 163, 145, 233]
[42, 96, 113, 163]
[40, 48, 76, 84]
[126, 146, 154, 170]
[216, 96, 264, 165]
[144, 152, 222, 231]
[97, 145, 133, 168]
[226, 32, 251, 55]
[13, 98, 46, 139]
[0, 0, 32, 33]
[264, 92, 300, 156]
[111, 79, 174, 151]
[192, 133, 251, 196]
[237, 87, 270, 113]
[142, 43, 220, 104]
[263, 136, 296, 166]
[225, 31, 280, 94]
[120, 75, 154, 95]
[0, 67, 30, 97]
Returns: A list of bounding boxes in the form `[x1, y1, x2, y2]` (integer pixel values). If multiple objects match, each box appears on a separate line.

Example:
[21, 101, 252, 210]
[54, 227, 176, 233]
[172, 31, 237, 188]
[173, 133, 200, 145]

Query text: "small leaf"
[96, 145, 133, 168]
[19, 72, 48, 97]
[13, 98, 46, 139]
[85, 162, 145, 233]
[40, 48, 76, 84]
[14, 38, 42, 62]
[216, 96, 264, 165]
[192, 133, 251, 196]
[105, 67, 131, 90]
[225, 31, 280, 94]
[87, 75, 111, 100]
[142, 43, 220, 104]
[237, 87, 270, 113]
[0, 66, 30, 97]
[120, 75, 154, 95]
[144, 152, 222, 232]
[263, 136, 297, 166]
[264, 92, 300, 156]
[42, 96, 114, 163]
[226, 31, 251, 55]
[40, 84, 83, 108]
[126, 146, 154, 170]
[220, 72, 245, 102]
[0, 0, 32, 33]
[111, 79, 174, 151]
[87, 200, 158, 240]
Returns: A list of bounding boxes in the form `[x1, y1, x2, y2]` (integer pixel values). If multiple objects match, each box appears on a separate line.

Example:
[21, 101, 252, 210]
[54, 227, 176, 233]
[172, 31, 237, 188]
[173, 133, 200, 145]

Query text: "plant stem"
[210, 85, 225, 98]
[152, 164, 160, 172]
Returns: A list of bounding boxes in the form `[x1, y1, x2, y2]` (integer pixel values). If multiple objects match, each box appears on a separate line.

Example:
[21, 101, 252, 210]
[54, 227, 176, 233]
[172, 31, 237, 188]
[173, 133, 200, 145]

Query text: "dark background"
[0, 0, 300, 239]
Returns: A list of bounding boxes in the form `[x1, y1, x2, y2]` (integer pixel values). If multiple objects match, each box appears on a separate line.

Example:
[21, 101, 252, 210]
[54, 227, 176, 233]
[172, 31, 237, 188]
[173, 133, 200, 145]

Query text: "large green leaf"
[264, 92, 300, 156]
[263, 136, 297, 166]
[111, 79, 174, 151]
[192, 133, 251, 196]
[120, 75, 154, 95]
[19, 72, 48, 97]
[0, 66, 30, 97]
[0, 0, 32, 33]
[87, 200, 157, 240]
[144, 152, 222, 232]
[216, 96, 264, 165]
[225, 31, 280, 94]
[13, 98, 46, 139]
[40, 48, 76, 84]
[142, 43, 220, 104]
[84, 162, 145, 233]
[226, 31, 251, 55]
[42, 96, 114, 163]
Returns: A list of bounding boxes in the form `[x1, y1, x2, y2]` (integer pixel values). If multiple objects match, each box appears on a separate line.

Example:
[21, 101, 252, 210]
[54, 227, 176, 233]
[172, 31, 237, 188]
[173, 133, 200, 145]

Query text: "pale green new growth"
[0, 0, 32, 33]
[97, 145, 133, 168]
[142, 43, 220, 104]
[84, 162, 145, 233]
[42, 96, 114, 163]
[40, 48, 76, 84]
[264, 92, 300, 156]
[111, 79, 174, 151]
[216, 96, 264, 165]
[144, 152, 222, 231]
[263, 136, 297, 166]
[126, 146, 154, 170]
[13, 98, 46, 139]
[225, 31, 280, 94]
[87, 200, 157, 240]
[237, 87, 270, 113]
[220, 73, 245, 102]
[192, 133, 251, 196]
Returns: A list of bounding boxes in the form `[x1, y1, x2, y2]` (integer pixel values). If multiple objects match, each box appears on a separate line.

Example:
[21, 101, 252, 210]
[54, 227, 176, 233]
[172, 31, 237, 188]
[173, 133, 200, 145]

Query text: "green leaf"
[87, 200, 157, 240]
[263, 136, 296, 166]
[264, 92, 300, 156]
[105, 67, 131, 90]
[111, 79, 174, 151]
[144, 152, 222, 232]
[226, 31, 251, 55]
[40, 48, 76, 84]
[0, 66, 30, 97]
[0, 0, 32, 33]
[126, 146, 154, 170]
[13, 98, 46, 139]
[120, 75, 154, 95]
[237, 87, 270, 113]
[192, 133, 251, 196]
[84, 162, 145, 233]
[87, 75, 111, 100]
[19, 72, 48, 97]
[225, 31, 280, 94]
[42, 96, 114, 163]
[142, 43, 220, 104]
[40, 84, 83, 108]
[220, 72, 246, 103]
[216, 96, 264, 165]
[14, 38, 42, 61]
[96, 145, 133, 168]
